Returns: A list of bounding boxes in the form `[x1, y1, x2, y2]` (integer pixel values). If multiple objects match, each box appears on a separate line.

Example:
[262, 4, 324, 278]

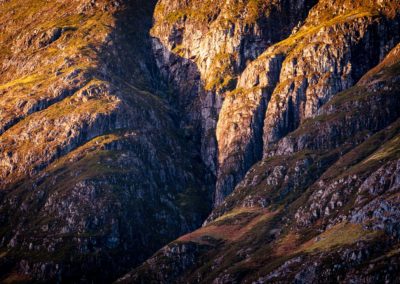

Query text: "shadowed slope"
[0, 1, 212, 282]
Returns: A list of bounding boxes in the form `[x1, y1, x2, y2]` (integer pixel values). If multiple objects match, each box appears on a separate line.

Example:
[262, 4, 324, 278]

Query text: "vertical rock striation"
[150, 0, 318, 204]
[213, 0, 400, 203]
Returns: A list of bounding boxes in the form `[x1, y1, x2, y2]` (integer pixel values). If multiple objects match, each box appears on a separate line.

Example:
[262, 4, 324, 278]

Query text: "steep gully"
[151, 0, 321, 206]
[149, 0, 400, 207]
[95, 0, 400, 242]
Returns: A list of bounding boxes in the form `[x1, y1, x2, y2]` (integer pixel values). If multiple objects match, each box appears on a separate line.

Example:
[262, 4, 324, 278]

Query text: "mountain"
[0, 0, 399, 283]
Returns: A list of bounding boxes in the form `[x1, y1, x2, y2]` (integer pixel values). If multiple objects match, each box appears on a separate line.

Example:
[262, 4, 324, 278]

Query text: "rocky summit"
[0, 0, 399, 283]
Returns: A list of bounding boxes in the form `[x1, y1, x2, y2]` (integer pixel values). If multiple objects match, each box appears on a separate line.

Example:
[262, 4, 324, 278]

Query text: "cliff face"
[1, 0, 400, 283]
[150, 0, 317, 204]
[217, 0, 399, 204]
[150, 0, 400, 205]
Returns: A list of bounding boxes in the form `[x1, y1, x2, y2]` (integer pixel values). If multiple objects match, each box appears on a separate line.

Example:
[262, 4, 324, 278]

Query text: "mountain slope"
[119, 41, 400, 284]
[1, 0, 400, 283]
[118, 0, 400, 283]
[0, 0, 212, 282]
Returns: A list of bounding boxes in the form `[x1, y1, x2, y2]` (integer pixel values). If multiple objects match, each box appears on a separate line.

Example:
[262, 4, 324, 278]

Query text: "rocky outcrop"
[0, 81, 123, 188]
[262, 15, 399, 151]
[212, 0, 400, 204]
[214, 54, 284, 205]
[351, 159, 400, 237]
[117, 242, 208, 284]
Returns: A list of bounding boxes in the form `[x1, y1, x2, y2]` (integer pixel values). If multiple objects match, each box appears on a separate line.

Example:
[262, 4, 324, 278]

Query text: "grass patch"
[179, 208, 276, 244]
[299, 222, 381, 253]
[0, 74, 47, 91]
[362, 134, 400, 164]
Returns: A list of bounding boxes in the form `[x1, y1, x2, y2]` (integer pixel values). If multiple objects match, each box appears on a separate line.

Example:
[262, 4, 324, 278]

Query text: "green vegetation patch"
[300, 222, 381, 253]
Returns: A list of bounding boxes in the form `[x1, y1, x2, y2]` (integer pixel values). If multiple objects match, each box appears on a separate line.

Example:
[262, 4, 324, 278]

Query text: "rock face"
[216, 0, 400, 204]
[215, 54, 285, 204]
[150, 0, 318, 204]
[1, 0, 400, 283]
[151, 0, 400, 205]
